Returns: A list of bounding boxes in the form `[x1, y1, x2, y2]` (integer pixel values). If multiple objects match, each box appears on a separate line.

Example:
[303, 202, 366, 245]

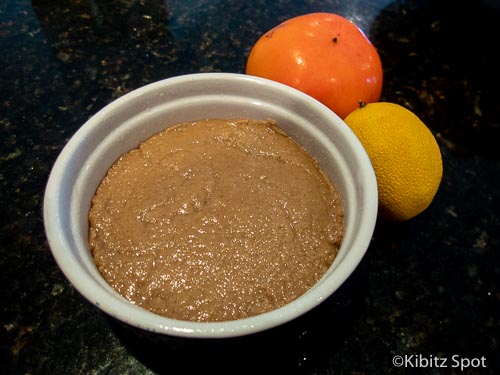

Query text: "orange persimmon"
[246, 13, 383, 119]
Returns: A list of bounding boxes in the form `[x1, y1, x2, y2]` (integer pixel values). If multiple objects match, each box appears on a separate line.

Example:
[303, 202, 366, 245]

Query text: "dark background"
[1, 0, 499, 373]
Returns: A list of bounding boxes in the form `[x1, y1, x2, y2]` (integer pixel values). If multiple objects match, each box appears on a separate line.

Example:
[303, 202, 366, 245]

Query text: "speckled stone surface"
[1, 0, 499, 373]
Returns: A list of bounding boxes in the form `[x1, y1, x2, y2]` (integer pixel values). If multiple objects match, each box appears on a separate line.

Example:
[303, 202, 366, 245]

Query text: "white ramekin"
[43, 73, 377, 338]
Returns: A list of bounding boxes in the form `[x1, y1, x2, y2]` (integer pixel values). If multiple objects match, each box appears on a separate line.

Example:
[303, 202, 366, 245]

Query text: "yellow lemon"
[344, 102, 443, 221]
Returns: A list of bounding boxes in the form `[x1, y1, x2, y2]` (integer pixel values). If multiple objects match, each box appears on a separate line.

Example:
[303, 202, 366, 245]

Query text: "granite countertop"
[1, 0, 499, 373]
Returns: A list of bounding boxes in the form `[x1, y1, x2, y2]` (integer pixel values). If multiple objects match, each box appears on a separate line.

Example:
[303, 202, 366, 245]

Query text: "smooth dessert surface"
[89, 118, 343, 322]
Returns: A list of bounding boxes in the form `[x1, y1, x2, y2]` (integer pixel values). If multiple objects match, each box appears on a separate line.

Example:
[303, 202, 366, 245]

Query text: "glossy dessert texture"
[89, 118, 343, 322]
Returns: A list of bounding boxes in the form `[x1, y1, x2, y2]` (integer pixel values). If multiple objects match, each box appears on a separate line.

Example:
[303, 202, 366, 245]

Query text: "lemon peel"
[344, 102, 443, 221]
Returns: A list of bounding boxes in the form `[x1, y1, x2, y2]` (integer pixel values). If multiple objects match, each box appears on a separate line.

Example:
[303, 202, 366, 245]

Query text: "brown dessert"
[89, 118, 343, 322]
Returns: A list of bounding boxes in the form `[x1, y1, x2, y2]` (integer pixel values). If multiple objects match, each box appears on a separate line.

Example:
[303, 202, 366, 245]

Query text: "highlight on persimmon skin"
[246, 13, 383, 119]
